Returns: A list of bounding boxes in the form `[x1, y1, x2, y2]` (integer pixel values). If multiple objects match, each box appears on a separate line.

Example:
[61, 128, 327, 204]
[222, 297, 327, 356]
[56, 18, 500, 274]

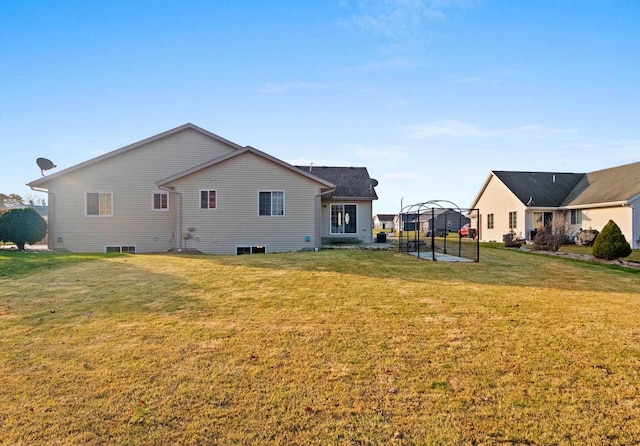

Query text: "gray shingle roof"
[492, 161, 640, 208]
[295, 166, 378, 200]
[493, 171, 585, 207]
[562, 161, 640, 206]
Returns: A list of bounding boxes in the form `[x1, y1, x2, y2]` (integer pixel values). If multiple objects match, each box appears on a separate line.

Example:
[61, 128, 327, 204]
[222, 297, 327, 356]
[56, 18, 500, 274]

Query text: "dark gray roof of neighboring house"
[492, 171, 585, 207]
[295, 166, 378, 200]
[375, 214, 395, 221]
[561, 161, 640, 206]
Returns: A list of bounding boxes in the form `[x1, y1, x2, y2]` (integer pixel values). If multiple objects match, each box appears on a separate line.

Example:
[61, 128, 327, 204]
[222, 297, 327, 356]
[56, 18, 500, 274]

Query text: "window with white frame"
[508, 211, 517, 229]
[570, 209, 582, 225]
[331, 204, 357, 234]
[258, 191, 284, 216]
[153, 192, 168, 210]
[105, 246, 136, 253]
[86, 192, 113, 216]
[200, 190, 217, 209]
[487, 213, 494, 229]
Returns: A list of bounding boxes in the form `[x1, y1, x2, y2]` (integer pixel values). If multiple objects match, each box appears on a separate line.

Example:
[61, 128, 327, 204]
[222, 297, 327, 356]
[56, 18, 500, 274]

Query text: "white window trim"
[152, 192, 169, 211]
[330, 203, 358, 235]
[105, 245, 136, 253]
[199, 189, 218, 210]
[258, 190, 285, 217]
[85, 191, 113, 217]
[570, 209, 583, 225]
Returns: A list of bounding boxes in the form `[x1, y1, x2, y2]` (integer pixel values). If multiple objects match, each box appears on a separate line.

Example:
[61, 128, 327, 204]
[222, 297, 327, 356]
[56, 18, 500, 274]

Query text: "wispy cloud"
[259, 81, 333, 94]
[560, 140, 640, 165]
[453, 69, 519, 86]
[344, 0, 478, 41]
[380, 172, 418, 181]
[454, 76, 487, 84]
[454, 76, 502, 85]
[407, 120, 576, 139]
[615, 144, 640, 164]
[339, 57, 419, 73]
[355, 145, 409, 158]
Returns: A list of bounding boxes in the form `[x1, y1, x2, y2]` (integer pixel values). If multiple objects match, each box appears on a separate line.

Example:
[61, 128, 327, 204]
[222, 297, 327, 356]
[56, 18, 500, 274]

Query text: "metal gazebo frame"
[398, 200, 480, 262]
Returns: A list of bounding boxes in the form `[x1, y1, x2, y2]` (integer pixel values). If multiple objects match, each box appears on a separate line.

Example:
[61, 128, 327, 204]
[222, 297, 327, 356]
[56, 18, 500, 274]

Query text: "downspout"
[632, 203, 637, 249]
[315, 188, 336, 250]
[158, 186, 183, 252]
[29, 186, 53, 250]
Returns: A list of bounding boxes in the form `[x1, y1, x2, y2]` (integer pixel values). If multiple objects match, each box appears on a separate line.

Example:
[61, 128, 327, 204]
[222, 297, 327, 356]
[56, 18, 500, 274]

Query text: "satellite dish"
[37, 157, 57, 176]
[368, 178, 379, 187]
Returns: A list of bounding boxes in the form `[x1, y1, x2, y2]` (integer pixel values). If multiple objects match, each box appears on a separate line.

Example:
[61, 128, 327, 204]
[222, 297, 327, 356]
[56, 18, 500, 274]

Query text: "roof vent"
[527, 196, 535, 206]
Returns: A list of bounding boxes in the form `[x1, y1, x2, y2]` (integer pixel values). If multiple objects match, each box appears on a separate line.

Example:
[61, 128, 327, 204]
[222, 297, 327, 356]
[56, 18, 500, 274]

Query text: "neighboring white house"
[373, 214, 395, 230]
[469, 162, 640, 249]
[28, 123, 378, 254]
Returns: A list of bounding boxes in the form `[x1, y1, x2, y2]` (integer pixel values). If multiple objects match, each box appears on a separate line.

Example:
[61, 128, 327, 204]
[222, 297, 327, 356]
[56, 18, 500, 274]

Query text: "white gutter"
[560, 201, 628, 210]
[157, 186, 183, 252]
[524, 201, 629, 211]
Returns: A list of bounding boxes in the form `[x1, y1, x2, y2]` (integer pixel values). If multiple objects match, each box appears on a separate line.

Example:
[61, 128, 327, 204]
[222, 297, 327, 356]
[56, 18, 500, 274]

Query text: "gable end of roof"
[28, 123, 242, 188]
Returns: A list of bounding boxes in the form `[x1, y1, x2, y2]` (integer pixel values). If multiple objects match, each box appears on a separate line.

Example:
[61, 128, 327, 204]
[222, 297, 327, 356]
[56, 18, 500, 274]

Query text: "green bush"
[0, 208, 47, 250]
[592, 220, 631, 260]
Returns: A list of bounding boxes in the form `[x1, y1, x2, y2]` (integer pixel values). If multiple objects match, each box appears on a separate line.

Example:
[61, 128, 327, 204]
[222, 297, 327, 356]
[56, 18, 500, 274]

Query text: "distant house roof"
[374, 214, 395, 221]
[472, 161, 640, 209]
[295, 166, 378, 200]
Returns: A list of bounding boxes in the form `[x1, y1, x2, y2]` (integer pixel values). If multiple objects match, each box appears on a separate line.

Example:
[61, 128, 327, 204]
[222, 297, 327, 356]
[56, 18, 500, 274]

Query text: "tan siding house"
[470, 162, 640, 248]
[28, 124, 378, 254]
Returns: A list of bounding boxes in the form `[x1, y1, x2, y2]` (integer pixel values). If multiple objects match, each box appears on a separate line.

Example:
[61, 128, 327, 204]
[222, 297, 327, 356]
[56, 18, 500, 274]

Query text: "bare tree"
[0, 193, 24, 208]
[533, 213, 568, 252]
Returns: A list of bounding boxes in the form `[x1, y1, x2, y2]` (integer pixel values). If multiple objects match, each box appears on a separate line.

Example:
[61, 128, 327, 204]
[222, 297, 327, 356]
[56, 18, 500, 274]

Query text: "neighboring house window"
[236, 246, 266, 255]
[331, 204, 357, 234]
[259, 191, 284, 216]
[570, 209, 582, 225]
[153, 192, 168, 210]
[508, 211, 517, 229]
[200, 190, 217, 209]
[487, 213, 494, 229]
[106, 246, 136, 253]
[86, 192, 113, 216]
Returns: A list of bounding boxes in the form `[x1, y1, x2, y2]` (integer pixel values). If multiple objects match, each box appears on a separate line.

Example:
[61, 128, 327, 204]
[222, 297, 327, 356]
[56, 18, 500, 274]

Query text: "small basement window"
[236, 246, 266, 255]
[106, 246, 136, 253]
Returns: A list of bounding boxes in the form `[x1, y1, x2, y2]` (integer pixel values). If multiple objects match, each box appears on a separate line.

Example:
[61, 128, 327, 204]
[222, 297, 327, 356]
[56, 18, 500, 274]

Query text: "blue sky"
[2, 0, 639, 213]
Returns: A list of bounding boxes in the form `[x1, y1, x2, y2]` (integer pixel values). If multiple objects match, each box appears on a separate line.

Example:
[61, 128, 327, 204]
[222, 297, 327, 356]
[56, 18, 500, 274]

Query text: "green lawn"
[1, 248, 639, 444]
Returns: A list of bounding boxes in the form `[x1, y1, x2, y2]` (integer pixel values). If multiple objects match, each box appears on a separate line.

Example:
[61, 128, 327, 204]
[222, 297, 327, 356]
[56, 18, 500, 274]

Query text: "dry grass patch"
[1, 249, 640, 444]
